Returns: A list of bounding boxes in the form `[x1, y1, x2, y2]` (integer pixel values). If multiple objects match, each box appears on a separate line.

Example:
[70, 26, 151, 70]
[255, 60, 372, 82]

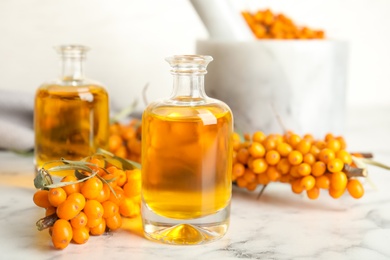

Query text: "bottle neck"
[55, 45, 89, 84]
[60, 56, 85, 82]
[170, 74, 207, 102]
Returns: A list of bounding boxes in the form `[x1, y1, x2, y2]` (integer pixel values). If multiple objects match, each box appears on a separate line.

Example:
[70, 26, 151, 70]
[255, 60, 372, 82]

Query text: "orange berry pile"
[232, 131, 365, 200]
[242, 9, 325, 39]
[109, 119, 142, 163]
[33, 156, 141, 249]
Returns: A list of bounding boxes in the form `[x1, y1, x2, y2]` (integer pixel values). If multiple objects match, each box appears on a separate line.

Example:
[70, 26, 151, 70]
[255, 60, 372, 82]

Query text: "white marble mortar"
[196, 40, 349, 137]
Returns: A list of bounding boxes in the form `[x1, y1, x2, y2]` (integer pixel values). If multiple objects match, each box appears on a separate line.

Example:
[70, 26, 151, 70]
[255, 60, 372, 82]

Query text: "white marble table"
[1, 106, 390, 260]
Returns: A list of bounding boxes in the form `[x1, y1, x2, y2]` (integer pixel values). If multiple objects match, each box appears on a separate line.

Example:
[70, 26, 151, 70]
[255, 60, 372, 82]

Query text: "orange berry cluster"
[232, 131, 365, 200]
[242, 9, 325, 39]
[33, 157, 141, 249]
[109, 119, 142, 163]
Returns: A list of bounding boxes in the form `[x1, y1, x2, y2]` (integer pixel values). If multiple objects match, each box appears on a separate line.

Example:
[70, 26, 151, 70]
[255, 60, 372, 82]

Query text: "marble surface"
[1, 106, 390, 260]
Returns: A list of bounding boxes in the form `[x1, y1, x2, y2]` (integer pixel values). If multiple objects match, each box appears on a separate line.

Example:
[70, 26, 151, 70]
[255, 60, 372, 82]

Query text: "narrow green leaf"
[48, 164, 93, 173]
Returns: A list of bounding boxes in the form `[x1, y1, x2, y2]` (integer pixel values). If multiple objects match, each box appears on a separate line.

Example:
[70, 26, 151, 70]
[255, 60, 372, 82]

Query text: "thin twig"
[257, 185, 268, 200]
[270, 103, 287, 133]
[142, 83, 150, 107]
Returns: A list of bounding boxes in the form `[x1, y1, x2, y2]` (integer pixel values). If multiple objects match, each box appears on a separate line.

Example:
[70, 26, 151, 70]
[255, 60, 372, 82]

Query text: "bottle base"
[142, 200, 230, 245]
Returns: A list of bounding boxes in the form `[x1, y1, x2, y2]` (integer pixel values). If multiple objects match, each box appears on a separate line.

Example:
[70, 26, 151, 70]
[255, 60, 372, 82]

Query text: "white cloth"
[0, 90, 34, 151]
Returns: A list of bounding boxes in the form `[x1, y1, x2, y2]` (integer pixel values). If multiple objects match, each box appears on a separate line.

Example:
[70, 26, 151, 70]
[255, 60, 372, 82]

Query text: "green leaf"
[48, 164, 93, 173]
[34, 168, 54, 190]
[359, 157, 390, 170]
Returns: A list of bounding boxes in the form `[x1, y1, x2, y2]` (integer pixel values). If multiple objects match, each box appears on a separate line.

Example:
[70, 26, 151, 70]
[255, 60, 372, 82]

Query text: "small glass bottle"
[34, 45, 109, 172]
[141, 55, 233, 244]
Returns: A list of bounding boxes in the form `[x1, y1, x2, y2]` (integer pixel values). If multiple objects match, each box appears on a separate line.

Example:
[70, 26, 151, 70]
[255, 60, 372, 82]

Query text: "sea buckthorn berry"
[265, 150, 281, 165]
[109, 186, 125, 206]
[57, 199, 82, 220]
[244, 133, 251, 141]
[291, 179, 304, 194]
[51, 219, 73, 250]
[236, 148, 250, 164]
[347, 179, 364, 199]
[252, 158, 268, 174]
[327, 158, 344, 173]
[90, 218, 106, 236]
[119, 198, 140, 218]
[303, 153, 316, 165]
[296, 139, 311, 155]
[106, 213, 122, 231]
[288, 150, 303, 165]
[329, 187, 345, 199]
[84, 200, 104, 219]
[276, 158, 290, 175]
[88, 158, 105, 176]
[48, 187, 67, 207]
[307, 187, 320, 200]
[232, 133, 242, 151]
[256, 173, 270, 185]
[289, 165, 301, 178]
[116, 169, 127, 187]
[123, 178, 142, 198]
[33, 190, 51, 208]
[106, 166, 118, 175]
[311, 161, 326, 177]
[102, 173, 118, 188]
[96, 183, 111, 203]
[276, 142, 292, 157]
[336, 150, 353, 165]
[246, 182, 258, 191]
[236, 177, 248, 188]
[249, 142, 266, 158]
[252, 131, 266, 143]
[102, 201, 119, 219]
[262, 138, 277, 151]
[330, 172, 348, 191]
[303, 133, 314, 143]
[67, 192, 86, 209]
[301, 175, 315, 190]
[70, 212, 88, 229]
[243, 169, 256, 183]
[46, 207, 56, 217]
[314, 141, 326, 150]
[336, 136, 347, 150]
[297, 163, 311, 176]
[287, 134, 301, 148]
[81, 177, 103, 199]
[280, 174, 292, 183]
[325, 133, 334, 141]
[310, 145, 321, 158]
[315, 174, 330, 189]
[232, 163, 245, 177]
[109, 134, 123, 152]
[318, 148, 335, 164]
[326, 139, 341, 152]
[266, 166, 281, 181]
[72, 226, 90, 244]
[86, 217, 103, 228]
[232, 151, 237, 164]
[61, 175, 80, 196]
[126, 169, 141, 182]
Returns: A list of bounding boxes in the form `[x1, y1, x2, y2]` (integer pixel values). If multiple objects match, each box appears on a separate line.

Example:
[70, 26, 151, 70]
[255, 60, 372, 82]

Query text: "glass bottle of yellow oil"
[34, 45, 109, 172]
[141, 55, 233, 244]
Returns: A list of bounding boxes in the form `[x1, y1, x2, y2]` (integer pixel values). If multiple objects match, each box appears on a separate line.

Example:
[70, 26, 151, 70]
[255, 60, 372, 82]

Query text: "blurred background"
[0, 0, 389, 113]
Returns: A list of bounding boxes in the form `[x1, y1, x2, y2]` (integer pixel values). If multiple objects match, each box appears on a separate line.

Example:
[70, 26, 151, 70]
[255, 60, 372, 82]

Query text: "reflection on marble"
[1, 107, 390, 259]
[196, 40, 349, 137]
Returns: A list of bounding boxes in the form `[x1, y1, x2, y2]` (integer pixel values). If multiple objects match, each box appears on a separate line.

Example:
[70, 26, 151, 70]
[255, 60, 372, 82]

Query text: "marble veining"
[1, 107, 390, 259]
